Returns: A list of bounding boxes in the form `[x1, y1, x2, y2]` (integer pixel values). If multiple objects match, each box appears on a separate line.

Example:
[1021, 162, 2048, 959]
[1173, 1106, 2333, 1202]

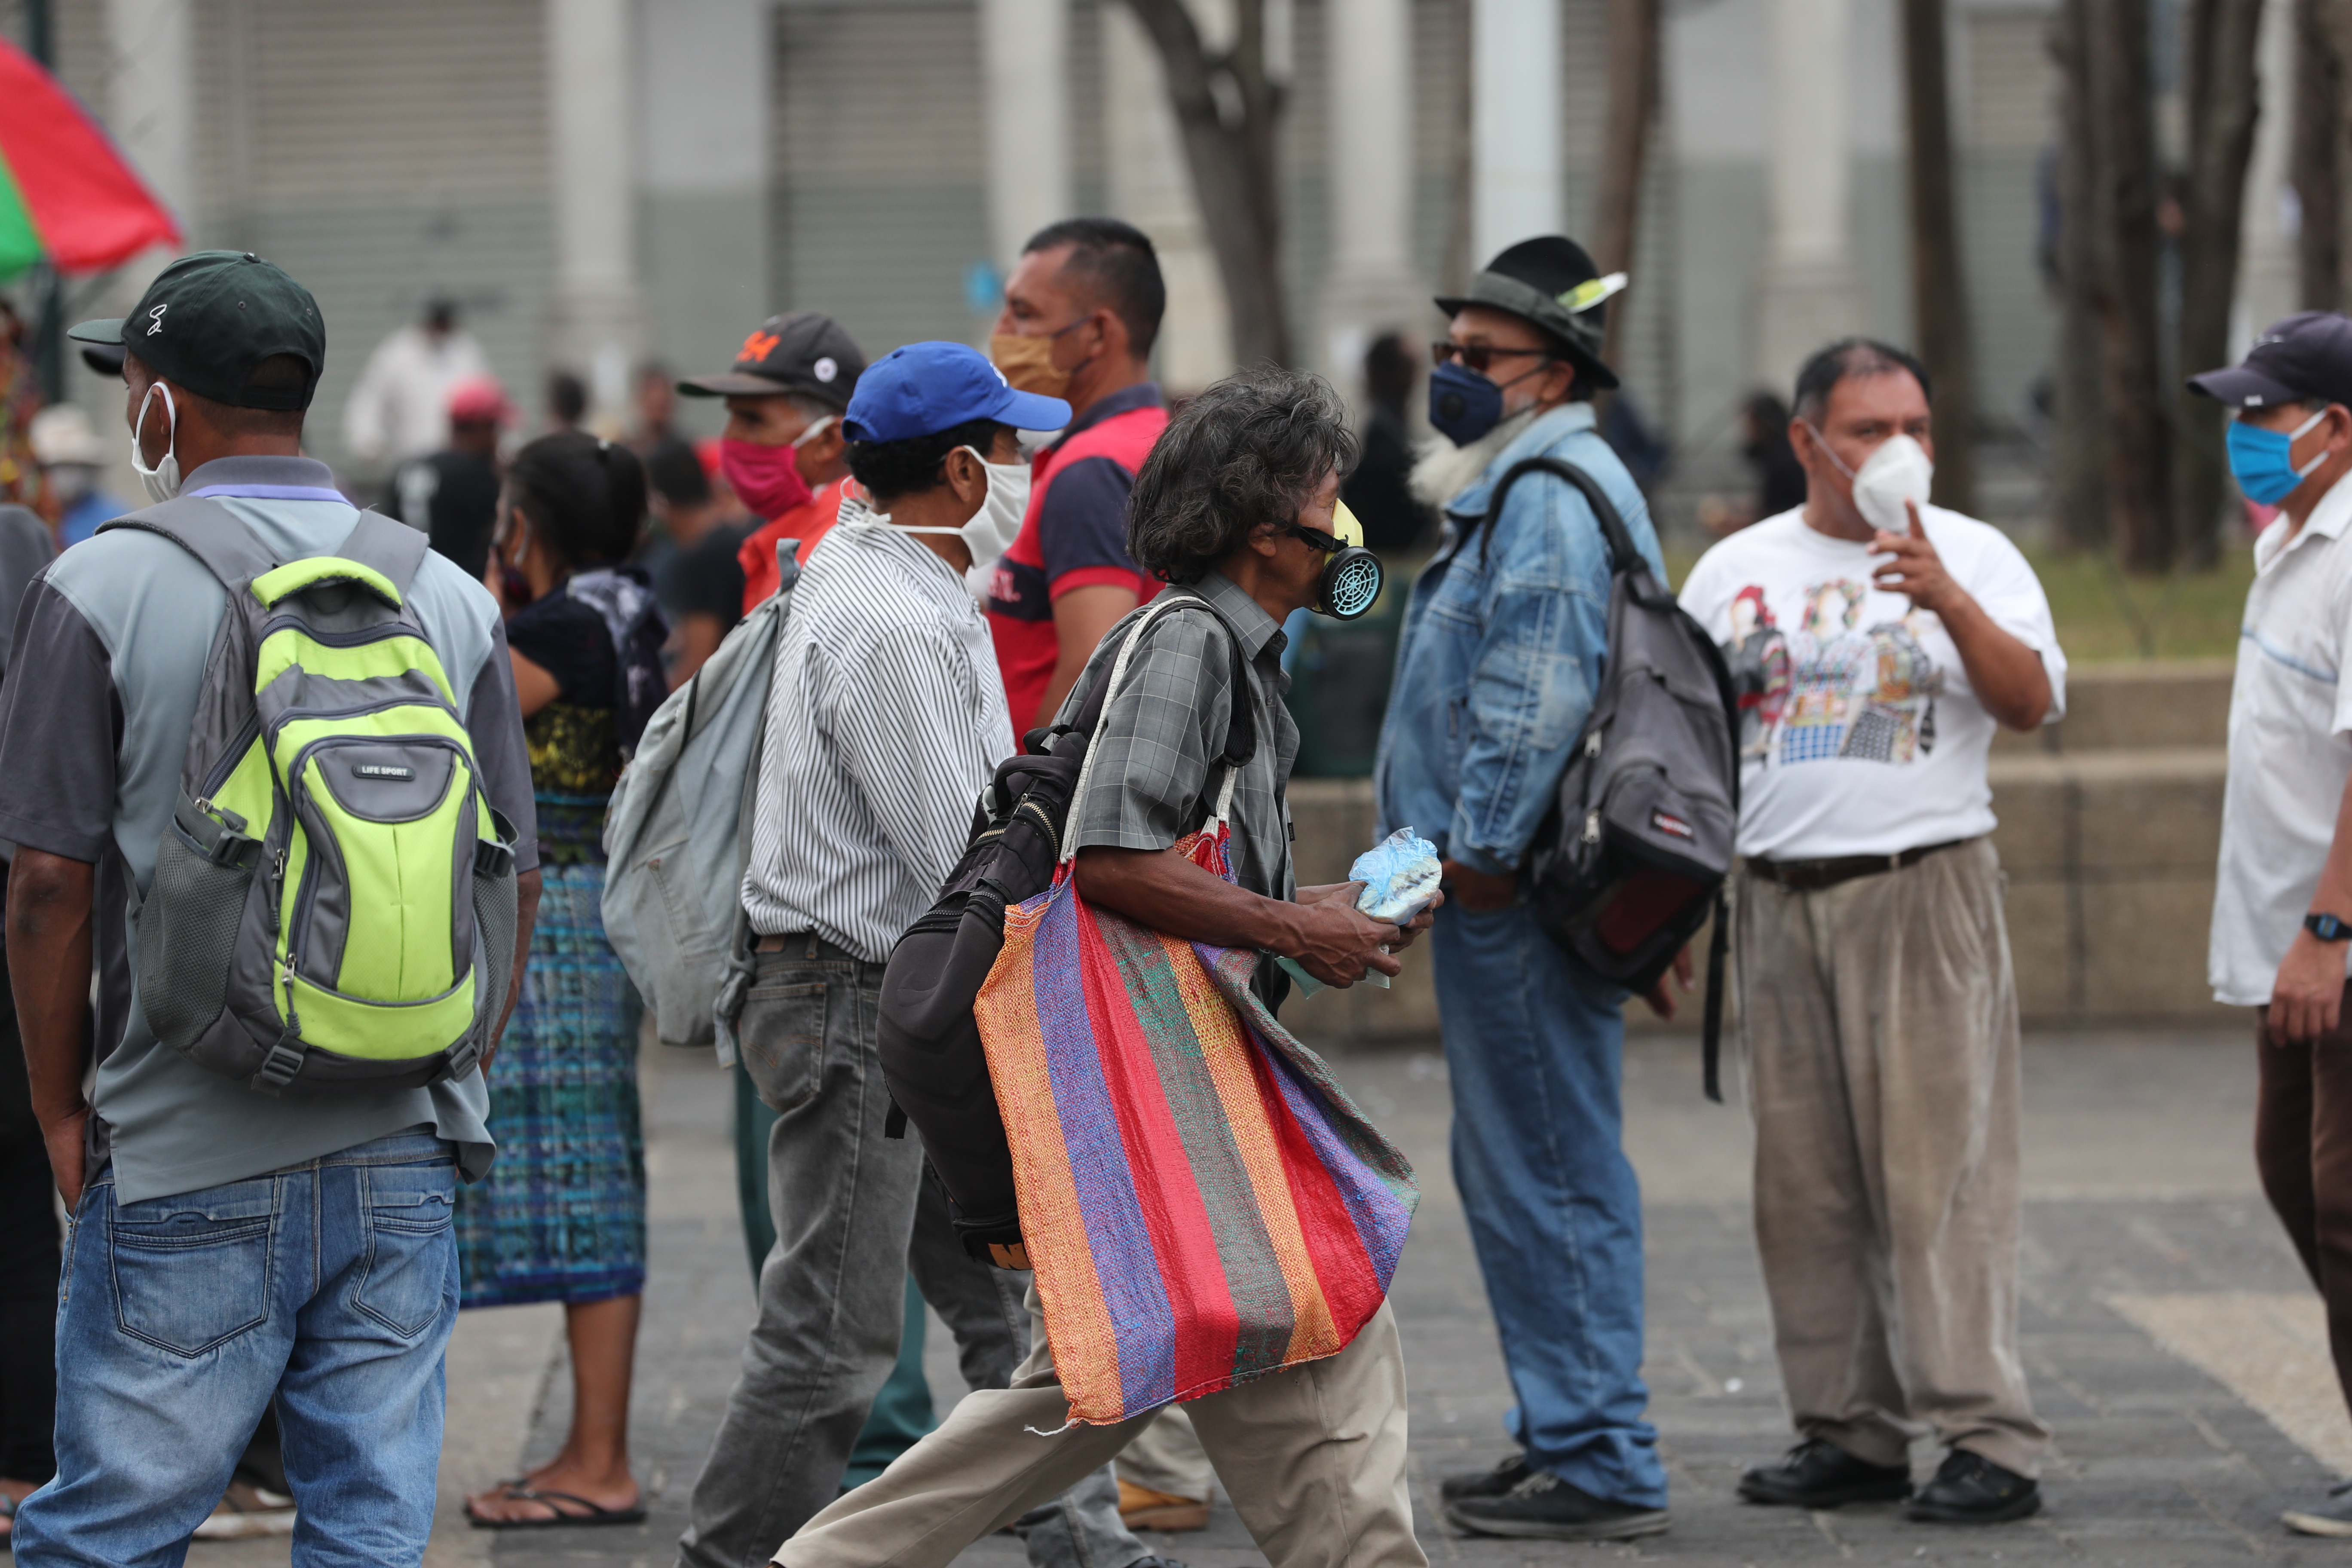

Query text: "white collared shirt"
[2212, 473, 2352, 1005]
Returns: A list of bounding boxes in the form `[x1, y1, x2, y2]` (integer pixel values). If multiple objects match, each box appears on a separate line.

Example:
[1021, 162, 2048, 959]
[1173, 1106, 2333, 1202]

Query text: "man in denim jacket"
[1375, 236, 1678, 1543]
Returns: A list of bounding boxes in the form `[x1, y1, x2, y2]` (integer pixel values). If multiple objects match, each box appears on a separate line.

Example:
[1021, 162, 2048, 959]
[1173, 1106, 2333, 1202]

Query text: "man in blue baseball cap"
[677, 345, 1177, 1568]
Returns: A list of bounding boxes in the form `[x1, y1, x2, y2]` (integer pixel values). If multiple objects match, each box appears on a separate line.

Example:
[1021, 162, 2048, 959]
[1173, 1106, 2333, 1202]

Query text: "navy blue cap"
[842, 341, 1072, 444]
[2189, 311, 2352, 409]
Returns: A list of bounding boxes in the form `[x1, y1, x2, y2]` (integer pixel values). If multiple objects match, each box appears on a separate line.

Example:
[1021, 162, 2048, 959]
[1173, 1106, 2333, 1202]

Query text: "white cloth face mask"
[1805, 425, 1935, 536]
[129, 381, 183, 503]
[891, 447, 1031, 567]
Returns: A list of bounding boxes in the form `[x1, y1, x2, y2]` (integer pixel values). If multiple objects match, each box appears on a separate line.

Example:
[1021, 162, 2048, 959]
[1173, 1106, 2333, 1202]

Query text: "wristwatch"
[2308, 912, 2352, 942]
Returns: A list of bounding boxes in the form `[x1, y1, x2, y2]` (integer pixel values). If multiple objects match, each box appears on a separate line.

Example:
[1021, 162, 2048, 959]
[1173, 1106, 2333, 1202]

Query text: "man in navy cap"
[1373, 236, 1675, 1542]
[675, 344, 1176, 1568]
[2191, 312, 2352, 1538]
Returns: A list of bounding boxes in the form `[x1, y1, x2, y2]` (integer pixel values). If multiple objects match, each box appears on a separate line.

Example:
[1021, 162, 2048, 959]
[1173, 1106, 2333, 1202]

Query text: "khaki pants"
[1736, 836, 2049, 1476]
[1117, 1406, 1216, 1502]
[774, 1287, 1426, 1568]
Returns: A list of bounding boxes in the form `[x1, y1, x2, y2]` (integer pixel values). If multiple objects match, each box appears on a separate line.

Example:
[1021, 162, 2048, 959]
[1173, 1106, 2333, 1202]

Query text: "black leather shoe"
[1905, 1450, 2040, 1523]
[1443, 1470, 1670, 1541]
[1439, 1453, 1531, 1502]
[1737, 1438, 1912, 1508]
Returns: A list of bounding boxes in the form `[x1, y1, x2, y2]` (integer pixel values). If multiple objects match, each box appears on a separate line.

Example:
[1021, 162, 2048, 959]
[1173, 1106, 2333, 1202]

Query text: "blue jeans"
[14, 1129, 459, 1568]
[1430, 902, 1667, 1508]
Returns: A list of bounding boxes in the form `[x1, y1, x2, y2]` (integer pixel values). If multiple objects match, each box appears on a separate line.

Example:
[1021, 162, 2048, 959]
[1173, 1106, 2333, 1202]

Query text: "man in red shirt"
[986, 219, 1169, 731]
[675, 311, 868, 613]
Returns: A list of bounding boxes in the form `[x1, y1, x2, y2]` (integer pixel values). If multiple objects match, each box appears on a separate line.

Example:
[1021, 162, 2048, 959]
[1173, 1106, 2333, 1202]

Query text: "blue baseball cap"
[841, 341, 1072, 444]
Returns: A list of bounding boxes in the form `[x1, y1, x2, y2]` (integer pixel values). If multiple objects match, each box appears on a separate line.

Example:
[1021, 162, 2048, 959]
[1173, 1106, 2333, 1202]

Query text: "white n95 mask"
[1850, 434, 1934, 534]
[129, 381, 183, 502]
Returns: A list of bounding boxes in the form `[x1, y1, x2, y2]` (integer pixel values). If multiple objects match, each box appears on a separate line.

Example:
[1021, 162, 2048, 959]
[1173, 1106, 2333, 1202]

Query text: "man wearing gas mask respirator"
[1374, 236, 1676, 1543]
[1680, 339, 2062, 1526]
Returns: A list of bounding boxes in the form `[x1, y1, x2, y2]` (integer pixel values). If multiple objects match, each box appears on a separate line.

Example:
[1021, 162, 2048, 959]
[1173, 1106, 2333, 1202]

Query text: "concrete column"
[548, 0, 643, 430]
[639, 0, 767, 403]
[1470, 0, 1562, 265]
[1324, 0, 1420, 378]
[105, 0, 195, 254]
[1754, 0, 1860, 389]
[1103, 0, 1232, 389]
[982, 0, 1073, 273]
[2233, 0, 2297, 348]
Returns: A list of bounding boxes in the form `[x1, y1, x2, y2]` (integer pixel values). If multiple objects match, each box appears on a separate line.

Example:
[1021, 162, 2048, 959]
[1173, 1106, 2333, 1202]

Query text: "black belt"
[1743, 837, 1969, 893]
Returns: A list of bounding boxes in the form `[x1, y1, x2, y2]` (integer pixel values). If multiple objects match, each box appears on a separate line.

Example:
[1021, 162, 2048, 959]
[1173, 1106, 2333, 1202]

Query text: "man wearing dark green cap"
[1373, 236, 1676, 1542]
[0, 251, 539, 1567]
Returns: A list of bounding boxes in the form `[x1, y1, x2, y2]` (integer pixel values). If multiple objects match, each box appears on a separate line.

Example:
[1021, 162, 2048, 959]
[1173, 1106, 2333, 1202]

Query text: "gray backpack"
[1474, 459, 1742, 1096]
[602, 543, 799, 1057]
[110, 497, 519, 1095]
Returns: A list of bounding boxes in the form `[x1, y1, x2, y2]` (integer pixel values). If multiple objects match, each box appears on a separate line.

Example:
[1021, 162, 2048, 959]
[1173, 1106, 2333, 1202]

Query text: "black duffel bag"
[876, 591, 1253, 1266]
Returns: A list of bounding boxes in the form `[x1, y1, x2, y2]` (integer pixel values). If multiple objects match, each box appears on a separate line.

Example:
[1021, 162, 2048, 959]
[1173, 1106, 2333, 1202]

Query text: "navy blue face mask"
[1428, 356, 1557, 447]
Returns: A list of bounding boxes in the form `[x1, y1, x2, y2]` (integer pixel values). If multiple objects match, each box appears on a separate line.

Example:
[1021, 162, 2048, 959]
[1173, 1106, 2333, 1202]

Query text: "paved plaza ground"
[196, 1026, 2352, 1568]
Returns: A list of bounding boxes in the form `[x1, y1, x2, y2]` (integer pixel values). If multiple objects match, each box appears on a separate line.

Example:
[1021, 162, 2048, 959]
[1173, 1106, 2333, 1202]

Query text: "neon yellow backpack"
[114, 498, 518, 1094]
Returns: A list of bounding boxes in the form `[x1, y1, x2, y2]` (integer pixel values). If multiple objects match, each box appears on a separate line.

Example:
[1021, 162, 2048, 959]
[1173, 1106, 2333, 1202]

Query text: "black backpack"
[1469, 457, 1743, 1099]
[876, 591, 1256, 1264]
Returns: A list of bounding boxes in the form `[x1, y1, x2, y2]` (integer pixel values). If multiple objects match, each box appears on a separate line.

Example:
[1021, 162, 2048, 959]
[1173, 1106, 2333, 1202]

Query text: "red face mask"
[721, 437, 814, 521]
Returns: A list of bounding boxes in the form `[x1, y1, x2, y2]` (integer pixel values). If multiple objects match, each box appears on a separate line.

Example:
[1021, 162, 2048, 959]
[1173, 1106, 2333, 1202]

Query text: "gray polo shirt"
[0, 455, 539, 1204]
[1060, 571, 1299, 903]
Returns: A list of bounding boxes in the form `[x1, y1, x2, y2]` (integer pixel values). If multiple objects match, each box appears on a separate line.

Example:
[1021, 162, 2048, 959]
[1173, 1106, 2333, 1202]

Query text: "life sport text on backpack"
[876, 590, 1255, 1268]
[112, 497, 520, 1096]
[1465, 457, 1743, 1100]
[603, 542, 802, 1057]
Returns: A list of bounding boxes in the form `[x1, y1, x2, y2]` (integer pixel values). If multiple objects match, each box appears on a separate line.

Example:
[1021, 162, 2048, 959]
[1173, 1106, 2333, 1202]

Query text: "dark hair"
[547, 369, 588, 426]
[845, 418, 1005, 505]
[424, 297, 458, 333]
[508, 432, 647, 567]
[1791, 338, 1932, 424]
[130, 349, 309, 436]
[1364, 332, 1416, 404]
[1127, 367, 1358, 585]
[644, 438, 711, 508]
[1023, 217, 1167, 358]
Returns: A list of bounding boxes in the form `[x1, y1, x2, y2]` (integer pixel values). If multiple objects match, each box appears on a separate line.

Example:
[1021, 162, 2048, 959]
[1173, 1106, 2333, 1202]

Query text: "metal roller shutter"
[771, 0, 993, 361]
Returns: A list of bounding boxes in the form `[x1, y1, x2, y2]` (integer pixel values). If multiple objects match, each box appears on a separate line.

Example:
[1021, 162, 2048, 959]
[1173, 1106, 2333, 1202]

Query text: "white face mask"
[891, 447, 1031, 567]
[130, 381, 182, 503]
[1808, 424, 1934, 535]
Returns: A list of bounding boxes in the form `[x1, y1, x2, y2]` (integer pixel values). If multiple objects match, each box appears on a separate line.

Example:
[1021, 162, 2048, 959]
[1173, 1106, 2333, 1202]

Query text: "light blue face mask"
[2227, 407, 2331, 505]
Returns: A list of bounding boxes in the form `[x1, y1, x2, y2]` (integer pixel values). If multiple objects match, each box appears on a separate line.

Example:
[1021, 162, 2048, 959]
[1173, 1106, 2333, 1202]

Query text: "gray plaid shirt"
[1059, 572, 1299, 902]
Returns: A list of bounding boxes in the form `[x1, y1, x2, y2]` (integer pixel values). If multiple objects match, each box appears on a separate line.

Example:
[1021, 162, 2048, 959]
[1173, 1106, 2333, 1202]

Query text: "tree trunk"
[1122, 0, 1292, 367]
[2081, 0, 2175, 571]
[1593, 0, 1660, 378]
[2175, 0, 2264, 567]
[1901, 0, 1978, 516]
[2296, 0, 2343, 308]
[2049, 0, 2107, 549]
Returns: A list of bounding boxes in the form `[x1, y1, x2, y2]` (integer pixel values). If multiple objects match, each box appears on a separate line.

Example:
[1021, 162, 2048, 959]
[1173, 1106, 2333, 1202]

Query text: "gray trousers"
[677, 935, 1143, 1568]
[1736, 837, 2050, 1476]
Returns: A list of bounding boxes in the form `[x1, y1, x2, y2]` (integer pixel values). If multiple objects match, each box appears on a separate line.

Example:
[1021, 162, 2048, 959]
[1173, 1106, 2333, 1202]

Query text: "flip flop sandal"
[466, 1485, 646, 1530]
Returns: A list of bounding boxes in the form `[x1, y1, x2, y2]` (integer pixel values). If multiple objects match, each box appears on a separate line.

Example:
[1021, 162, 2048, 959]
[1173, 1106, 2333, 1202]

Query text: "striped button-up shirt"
[740, 510, 1014, 962]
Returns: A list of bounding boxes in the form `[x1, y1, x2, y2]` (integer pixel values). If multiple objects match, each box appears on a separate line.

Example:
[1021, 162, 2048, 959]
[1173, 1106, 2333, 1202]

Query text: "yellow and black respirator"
[1289, 500, 1384, 620]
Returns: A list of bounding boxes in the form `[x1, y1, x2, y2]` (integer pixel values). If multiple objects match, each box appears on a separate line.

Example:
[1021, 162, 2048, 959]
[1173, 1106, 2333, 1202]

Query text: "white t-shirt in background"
[1677, 506, 2067, 861]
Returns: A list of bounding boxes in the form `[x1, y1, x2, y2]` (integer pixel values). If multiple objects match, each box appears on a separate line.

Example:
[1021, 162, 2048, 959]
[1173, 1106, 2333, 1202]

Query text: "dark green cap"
[69, 250, 324, 412]
[1434, 236, 1627, 392]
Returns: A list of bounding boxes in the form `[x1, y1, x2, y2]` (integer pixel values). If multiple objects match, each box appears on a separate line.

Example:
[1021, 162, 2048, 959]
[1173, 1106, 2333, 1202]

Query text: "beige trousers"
[1117, 1406, 1216, 1501]
[774, 1288, 1426, 1568]
[1736, 836, 2049, 1476]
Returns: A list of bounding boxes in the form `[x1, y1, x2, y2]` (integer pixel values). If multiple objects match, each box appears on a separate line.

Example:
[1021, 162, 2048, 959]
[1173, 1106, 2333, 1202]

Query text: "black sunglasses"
[1431, 341, 1555, 374]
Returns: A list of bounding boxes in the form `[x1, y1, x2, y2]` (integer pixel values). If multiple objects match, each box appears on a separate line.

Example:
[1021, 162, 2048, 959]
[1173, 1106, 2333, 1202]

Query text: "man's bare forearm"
[1075, 845, 1306, 952]
[1942, 597, 2052, 731]
[482, 867, 541, 1075]
[9, 850, 96, 1202]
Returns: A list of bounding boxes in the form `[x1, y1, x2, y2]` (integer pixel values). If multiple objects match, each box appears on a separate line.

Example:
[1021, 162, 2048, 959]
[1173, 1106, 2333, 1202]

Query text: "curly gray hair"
[1126, 367, 1359, 585]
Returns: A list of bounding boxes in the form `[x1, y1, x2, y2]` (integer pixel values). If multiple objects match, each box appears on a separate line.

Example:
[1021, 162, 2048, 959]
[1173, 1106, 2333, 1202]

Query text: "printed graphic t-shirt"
[1677, 505, 2067, 861]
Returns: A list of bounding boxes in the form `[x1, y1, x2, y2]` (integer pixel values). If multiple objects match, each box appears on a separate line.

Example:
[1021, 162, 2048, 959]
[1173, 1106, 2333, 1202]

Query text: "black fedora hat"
[1435, 236, 1625, 391]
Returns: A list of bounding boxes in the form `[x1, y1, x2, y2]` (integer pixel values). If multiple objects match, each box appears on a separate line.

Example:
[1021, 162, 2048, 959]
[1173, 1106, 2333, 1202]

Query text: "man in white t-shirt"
[2189, 312, 2352, 1539]
[1679, 339, 2064, 1527]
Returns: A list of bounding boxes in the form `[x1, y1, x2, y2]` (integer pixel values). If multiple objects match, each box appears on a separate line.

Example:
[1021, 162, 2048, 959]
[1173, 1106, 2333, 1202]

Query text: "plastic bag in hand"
[1351, 827, 1442, 925]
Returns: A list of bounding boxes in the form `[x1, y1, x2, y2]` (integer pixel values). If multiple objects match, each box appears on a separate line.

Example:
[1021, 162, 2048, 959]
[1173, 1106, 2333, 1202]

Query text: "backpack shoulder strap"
[1066, 589, 1257, 765]
[333, 510, 433, 596]
[1473, 455, 1644, 575]
[95, 495, 281, 589]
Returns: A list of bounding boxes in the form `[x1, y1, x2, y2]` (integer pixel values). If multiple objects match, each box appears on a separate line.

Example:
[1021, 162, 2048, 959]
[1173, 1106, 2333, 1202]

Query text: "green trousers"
[734, 1057, 935, 1488]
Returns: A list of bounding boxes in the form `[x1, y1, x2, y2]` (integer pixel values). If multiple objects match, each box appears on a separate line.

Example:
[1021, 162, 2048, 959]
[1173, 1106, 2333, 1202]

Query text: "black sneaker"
[1439, 1452, 1531, 1502]
[1904, 1450, 2041, 1524]
[1737, 1438, 1912, 1508]
[1443, 1469, 1670, 1541]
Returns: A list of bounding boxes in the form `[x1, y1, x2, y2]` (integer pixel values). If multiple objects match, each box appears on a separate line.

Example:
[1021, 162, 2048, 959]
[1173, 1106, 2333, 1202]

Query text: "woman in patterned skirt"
[461, 433, 668, 1528]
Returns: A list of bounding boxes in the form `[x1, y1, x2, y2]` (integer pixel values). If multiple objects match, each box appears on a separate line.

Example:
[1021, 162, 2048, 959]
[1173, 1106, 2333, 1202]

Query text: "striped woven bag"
[971, 603, 1419, 1426]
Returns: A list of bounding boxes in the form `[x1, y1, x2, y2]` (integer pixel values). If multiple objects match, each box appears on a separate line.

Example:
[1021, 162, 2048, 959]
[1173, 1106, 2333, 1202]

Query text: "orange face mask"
[990, 331, 1075, 399]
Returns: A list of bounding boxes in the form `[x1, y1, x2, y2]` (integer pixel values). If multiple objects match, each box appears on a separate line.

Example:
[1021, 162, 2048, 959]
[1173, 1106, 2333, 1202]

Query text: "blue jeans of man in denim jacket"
[1375, 401, 1671, 1510]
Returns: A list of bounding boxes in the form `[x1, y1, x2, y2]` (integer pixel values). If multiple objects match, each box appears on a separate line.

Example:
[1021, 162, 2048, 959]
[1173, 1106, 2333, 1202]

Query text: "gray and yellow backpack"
[111, 496, 519, 1094]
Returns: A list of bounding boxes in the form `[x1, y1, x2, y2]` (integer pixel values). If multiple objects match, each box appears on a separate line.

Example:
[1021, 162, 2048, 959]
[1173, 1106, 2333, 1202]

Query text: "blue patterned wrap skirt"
[454, 795, 647, 1308]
